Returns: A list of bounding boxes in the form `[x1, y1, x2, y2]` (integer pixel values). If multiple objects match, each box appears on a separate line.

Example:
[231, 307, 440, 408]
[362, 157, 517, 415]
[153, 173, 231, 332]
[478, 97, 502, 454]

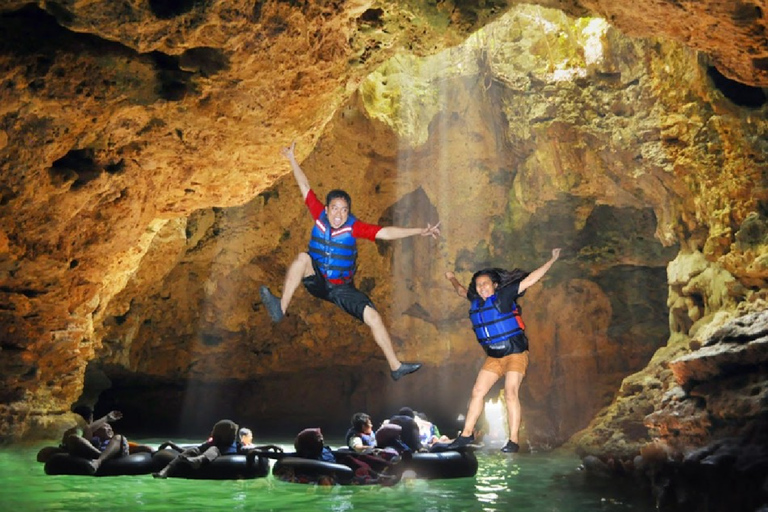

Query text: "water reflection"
[4, 443, 655, 512]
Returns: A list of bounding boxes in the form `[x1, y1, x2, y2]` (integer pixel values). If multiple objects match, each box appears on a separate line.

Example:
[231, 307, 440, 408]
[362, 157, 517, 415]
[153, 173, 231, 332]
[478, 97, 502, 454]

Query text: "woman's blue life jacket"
[307, 211, 358, 284]
[469, 294, 528, 358]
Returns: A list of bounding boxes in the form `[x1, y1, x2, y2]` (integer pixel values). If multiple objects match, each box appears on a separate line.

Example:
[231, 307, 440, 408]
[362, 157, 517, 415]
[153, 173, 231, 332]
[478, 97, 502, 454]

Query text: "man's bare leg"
[261, 252, 313, 322]
[363, 305, 421, 380]
[280, 252, 314, 313]
[87, 435, 124, 474]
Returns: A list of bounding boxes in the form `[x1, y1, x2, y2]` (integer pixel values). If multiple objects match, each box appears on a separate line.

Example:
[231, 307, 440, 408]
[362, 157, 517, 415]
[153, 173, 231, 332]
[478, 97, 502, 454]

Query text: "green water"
[4, 440, 656, 512]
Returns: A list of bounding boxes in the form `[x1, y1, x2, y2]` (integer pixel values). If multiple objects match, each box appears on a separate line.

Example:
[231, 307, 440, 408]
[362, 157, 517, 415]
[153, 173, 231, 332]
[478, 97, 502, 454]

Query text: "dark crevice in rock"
[49, 148, 103, 189]
[1, 340, 26, 351]
[594, 265, 670, 354]
[43, 1, 76, 24]
[358, 8, 384, 25]
[403, 301, 432, 323]
[0, 5, 133, 63]
[179, 47, 230, 77]
[732, 2, 763, 25]
[576, 206, 679, 267]
[201, 333, 224, 346]
[104, 159, 125, 175]
[251, 0, 266, 22]
[707, 65, 767, 108]
[753, 56, 768, 72]
[149, 52, 196, 101]
[258, 188, 279, 205]
[137, 117, 167, 136]
[148, 0, 205, 20]
[358, 276, 375, 295]
[1, 5, 210, 105]
[0, 286, 47, 298]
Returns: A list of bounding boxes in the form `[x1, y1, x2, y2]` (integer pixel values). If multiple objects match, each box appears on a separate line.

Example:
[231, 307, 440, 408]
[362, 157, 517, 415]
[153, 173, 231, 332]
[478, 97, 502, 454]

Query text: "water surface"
[4, 439, 655, 512]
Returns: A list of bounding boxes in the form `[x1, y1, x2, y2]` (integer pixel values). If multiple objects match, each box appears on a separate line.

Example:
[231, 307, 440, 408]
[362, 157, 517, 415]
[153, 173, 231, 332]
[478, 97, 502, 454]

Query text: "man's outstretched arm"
[281, 141, 310, 200]
[375, 221, 441, 241]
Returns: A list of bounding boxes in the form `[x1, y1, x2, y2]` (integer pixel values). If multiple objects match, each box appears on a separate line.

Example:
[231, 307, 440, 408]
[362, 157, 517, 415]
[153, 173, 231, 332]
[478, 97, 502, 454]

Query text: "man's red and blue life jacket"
[308, 212, 358, 284]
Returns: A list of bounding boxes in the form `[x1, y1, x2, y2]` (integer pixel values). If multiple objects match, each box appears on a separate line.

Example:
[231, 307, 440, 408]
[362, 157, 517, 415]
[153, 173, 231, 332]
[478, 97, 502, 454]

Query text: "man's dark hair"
[351, 412, 371, 432]
[326, 189, 352, 211]
[397, 406, 415, 418]
[467, 267, 530, 301]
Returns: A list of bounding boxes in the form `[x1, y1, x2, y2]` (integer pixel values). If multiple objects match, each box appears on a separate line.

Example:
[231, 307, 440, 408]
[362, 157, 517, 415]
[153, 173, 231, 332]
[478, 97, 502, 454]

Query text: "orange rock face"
[0, 0, 766, 449]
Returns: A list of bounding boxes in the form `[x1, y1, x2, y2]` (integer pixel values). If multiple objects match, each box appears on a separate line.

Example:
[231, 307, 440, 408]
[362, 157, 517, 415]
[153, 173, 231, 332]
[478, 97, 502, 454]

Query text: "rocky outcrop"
[567, 257, 768, 510]
[574, 0, 768, 87]
[0, 0, 522, 441]
[0, 12, 766, 507]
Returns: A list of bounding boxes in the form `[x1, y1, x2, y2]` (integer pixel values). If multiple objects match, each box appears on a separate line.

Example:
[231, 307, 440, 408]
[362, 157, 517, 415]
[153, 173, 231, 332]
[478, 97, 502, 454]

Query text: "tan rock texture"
[0, 0, 521, 440]
[0, 1, 766, 472]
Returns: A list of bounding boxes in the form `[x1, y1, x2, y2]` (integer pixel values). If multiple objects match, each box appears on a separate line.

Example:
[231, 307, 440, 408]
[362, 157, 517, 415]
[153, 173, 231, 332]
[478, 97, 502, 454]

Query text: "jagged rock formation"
[0, 1, 767, 507]
[0, 0, 523, 440]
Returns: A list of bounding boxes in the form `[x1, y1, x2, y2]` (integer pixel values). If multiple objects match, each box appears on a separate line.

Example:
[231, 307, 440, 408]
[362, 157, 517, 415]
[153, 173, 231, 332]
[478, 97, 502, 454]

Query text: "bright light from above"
[583, 18, 609, 66]
[484, 395, 507, 446]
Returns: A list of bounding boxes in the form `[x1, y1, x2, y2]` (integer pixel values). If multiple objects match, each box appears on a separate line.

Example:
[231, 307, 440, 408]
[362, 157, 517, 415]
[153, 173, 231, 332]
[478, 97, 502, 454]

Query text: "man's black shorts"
[303, 264, 374, 321]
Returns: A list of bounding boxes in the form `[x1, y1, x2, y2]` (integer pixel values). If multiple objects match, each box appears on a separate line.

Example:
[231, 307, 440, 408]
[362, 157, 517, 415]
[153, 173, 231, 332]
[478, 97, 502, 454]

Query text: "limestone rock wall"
[87, 6, 766, 449]
[0, 0, 519, 441]
[0, 0, 766, 460]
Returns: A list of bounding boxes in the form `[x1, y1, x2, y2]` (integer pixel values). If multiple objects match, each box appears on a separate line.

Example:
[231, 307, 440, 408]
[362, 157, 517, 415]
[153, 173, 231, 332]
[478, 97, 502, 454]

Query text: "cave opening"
[148, 0, 201, 20]
[49, 148, 101, 189]
[707, 66, 767, 108]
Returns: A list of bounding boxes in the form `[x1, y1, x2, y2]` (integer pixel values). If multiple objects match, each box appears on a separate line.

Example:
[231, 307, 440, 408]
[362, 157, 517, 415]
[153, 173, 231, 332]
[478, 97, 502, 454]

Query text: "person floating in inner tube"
[238, 427, 255, 449]
[387, 407, 424, 453]
[345, 412, 377, 453]
[414, 411, 453, 448]
[57, 406, 151, 474]
[294, 427, 335, 462]
[259, 141, 441, 381]
[153, 419, 241, 478]
[153, 419, 281, 478]
[445, 248, 561, 454]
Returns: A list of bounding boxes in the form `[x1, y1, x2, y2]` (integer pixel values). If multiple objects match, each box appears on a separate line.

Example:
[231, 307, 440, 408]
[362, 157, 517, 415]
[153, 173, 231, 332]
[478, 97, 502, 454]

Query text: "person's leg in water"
[448, 369, 499, 448]
[87, 435, 127, 474]
[153, 446, 221, 478]
[362, 305, 421, 380]
[180, 445, 220, 469]
[501, 371, 524, 453]
[64, 434, 102, 459]
[260, 252, 314, 322]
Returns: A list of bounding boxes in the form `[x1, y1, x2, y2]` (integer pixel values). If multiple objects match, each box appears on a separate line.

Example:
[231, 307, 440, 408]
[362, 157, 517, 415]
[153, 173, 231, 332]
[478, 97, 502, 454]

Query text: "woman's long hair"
[467, 267, 529, 301]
